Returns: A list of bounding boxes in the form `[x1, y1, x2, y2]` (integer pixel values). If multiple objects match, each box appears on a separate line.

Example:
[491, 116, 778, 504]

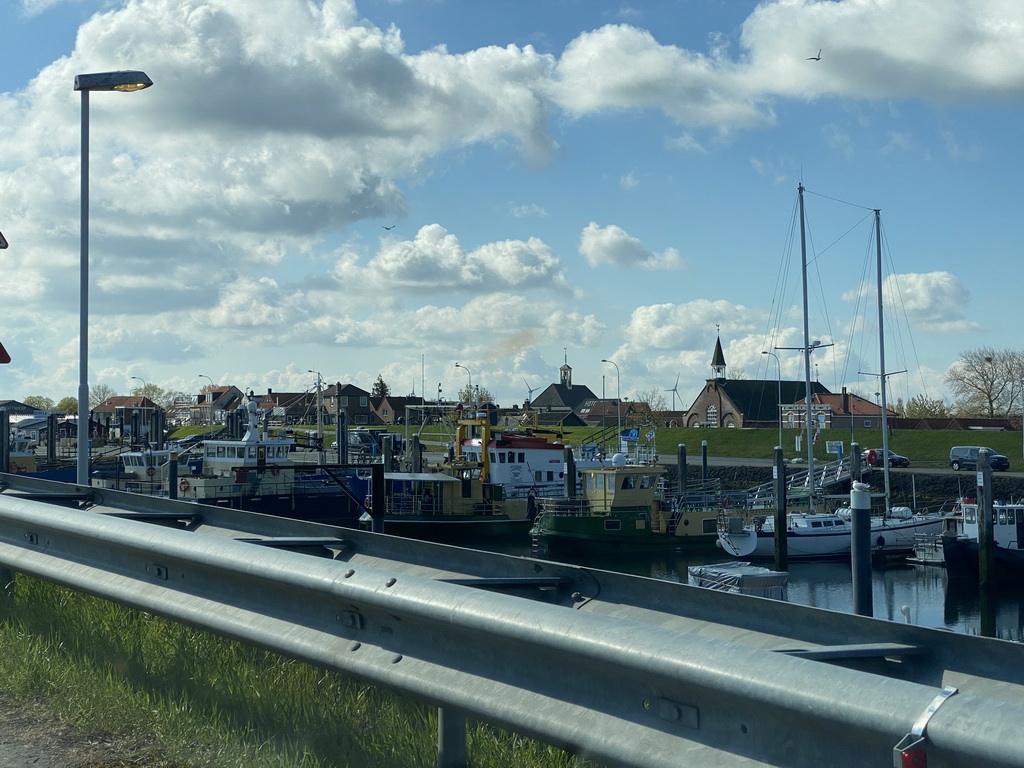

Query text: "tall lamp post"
[198, 374, 214, 438]
[75, 70, 153, 484]
[131, 376, 148, 446]
[307, 369, 325, 461]
[454, 362, 472, 406]
[762, 351, 783, 451]
[601, 359, 621, 451]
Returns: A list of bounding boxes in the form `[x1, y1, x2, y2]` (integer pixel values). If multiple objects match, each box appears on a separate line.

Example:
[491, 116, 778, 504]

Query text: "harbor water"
[482, 542, 1024, 643]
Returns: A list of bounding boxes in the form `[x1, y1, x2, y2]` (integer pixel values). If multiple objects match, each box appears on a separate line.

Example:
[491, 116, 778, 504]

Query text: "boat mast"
[799, 184, 815, 488]
[875, 209, 892, 511]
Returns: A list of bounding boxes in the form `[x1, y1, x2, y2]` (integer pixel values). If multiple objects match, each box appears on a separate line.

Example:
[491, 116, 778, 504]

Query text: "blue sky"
[1, 0, 1021, 413]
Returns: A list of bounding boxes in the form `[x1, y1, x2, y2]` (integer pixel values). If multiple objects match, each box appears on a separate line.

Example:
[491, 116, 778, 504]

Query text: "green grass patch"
[0, 575, 579, 768]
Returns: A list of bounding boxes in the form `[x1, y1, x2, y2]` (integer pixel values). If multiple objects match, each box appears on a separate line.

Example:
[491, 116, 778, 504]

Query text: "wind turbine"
[665, 373, 680, 410]
[523, 378, 539, 404]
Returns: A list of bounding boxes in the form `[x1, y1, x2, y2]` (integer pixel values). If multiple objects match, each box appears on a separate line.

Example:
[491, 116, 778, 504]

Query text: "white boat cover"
[687, 561, 789, 601]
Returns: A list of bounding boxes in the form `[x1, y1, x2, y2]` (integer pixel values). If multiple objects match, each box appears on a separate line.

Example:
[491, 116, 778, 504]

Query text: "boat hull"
[532, 507, 720, 552]
[942, 535, 1024, 583]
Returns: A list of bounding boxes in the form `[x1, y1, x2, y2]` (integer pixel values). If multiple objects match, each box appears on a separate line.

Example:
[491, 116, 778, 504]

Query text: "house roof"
[530, 383, 598, 411]
[92, 396, 160, 414]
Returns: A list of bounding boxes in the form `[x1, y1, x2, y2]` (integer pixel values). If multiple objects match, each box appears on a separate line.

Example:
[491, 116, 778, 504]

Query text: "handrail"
[2, 474, 1024, 767]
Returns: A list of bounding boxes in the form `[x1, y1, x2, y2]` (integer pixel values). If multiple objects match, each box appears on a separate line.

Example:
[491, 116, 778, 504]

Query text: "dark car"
[861, 449, 910, 468]
[949, 446, 1009, 472]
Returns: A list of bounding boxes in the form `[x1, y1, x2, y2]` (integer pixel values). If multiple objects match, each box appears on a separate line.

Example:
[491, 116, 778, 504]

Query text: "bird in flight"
[806, 48, 822, 61]
[382, 225, 395, 230]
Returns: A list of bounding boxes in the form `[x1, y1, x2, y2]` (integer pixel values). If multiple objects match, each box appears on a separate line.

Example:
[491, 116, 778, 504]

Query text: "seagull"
[806, 48, 822, 61]
[382, 225, 395, 230]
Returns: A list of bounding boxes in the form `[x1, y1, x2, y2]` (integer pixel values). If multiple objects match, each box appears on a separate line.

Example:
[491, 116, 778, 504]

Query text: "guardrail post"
[437, 706, 466, 768]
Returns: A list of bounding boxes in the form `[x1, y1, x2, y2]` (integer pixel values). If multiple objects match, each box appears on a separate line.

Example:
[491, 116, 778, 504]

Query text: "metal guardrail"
[1, 473, 1024, 767]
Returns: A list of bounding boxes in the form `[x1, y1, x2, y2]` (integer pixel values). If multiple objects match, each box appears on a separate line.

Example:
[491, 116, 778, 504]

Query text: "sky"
[1, 0, 1022, 413]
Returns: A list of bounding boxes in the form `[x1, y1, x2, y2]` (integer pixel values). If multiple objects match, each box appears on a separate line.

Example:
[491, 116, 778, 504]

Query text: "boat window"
[595, 474, 605, 490]
[604, 520, 621, 531]
[966, 506, 977, 524]
[507, 452, 515, 463]
[535, 471, 542, 482]
[998, 509, 1007, 525]
[1017, 509, 1024, 525]
[811, 521, 822, 528]
[216, 446, 226, 458]
[248, 447, 258, 458]
[822, 520, 833, 527]
[546, 472, 554, 482]
[498, 453, 506, 463]
[518, 452, 525, 463]
[640, 475, 655, 489]
[489, 452, 496, 463]
[621, 475, 636, 490]
[702, 518, 717, 534]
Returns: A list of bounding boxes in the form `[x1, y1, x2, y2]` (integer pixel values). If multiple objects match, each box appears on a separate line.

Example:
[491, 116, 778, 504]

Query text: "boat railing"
[535, 498, 594, 518]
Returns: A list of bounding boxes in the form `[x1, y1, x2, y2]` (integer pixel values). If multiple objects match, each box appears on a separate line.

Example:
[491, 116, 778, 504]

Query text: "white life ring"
[179, 478, 190, 493]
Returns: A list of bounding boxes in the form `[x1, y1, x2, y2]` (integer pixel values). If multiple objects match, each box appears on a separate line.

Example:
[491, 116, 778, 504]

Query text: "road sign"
[0, 341, 10, 364]
[0, 229, 7, 248]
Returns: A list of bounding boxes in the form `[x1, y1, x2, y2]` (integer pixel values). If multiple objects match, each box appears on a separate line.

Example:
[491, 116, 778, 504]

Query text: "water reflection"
[484, 541, 1023, 642]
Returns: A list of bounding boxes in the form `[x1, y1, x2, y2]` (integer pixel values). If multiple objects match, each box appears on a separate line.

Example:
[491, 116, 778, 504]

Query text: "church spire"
[711, 328, 726, 379]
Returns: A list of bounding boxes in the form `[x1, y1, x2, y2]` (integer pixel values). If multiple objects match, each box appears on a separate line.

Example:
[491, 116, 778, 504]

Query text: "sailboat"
[718, 188, 943, 560]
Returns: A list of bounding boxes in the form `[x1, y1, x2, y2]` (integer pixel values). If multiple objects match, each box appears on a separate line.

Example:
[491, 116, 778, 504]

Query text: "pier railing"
[2, 472, 1024, 768]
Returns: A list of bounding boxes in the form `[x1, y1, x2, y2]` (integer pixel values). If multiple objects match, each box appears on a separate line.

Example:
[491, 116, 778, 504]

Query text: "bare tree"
[945, 347, 1024, 419]
[90, 383, 117, 408]
[902, 394, 951, 419]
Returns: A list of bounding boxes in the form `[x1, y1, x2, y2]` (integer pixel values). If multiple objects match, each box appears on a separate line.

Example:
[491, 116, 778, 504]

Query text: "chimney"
[841, 386, 849, 414]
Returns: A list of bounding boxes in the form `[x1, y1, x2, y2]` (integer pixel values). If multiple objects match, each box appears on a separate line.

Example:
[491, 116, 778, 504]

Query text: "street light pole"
[763, 351, 783, 451]
[75, 70, 153, 484]
[131, 376, 148, 447]
[602, 359, 621, 452]
[454, 363, 473, 406]
[307, 369, 324, 463]
[198, 374, 214, 438]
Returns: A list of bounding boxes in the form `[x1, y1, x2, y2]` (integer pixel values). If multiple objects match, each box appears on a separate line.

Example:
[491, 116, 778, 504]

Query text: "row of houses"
[2, 338, 1014, 440]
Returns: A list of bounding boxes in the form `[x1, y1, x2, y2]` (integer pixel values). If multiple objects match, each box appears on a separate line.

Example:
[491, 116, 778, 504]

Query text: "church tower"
[711, 332, 727, 379]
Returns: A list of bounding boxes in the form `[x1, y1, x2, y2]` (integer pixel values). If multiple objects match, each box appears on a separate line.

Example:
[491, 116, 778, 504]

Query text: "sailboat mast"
[799, 184, 815, 483]
[875, 209, 892, 510]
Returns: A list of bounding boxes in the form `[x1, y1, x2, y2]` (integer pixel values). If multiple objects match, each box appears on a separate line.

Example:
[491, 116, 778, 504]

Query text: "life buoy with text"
[179, 478, 190, 493]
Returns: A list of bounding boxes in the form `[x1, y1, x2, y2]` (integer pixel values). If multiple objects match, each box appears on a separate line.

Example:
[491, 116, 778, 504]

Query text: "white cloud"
[579, 223, 684, 270]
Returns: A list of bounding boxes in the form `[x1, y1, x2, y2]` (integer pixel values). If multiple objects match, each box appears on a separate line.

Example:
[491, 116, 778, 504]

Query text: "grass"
[167, 421, 1022, 468]
[0, 574, 580, 768]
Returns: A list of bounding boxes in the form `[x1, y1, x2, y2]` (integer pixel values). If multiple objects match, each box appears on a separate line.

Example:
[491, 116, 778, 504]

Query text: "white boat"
[718, 506, 944, 561]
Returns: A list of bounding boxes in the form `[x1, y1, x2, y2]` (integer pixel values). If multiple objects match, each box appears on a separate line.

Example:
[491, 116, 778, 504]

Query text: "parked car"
[949, 446, 1010, 472]
[861, 449, 910, 468]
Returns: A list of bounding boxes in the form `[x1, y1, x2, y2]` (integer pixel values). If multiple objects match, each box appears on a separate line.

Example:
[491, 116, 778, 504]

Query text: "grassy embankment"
[0, 573, 577, 768]
[168, 422, 1022, 468]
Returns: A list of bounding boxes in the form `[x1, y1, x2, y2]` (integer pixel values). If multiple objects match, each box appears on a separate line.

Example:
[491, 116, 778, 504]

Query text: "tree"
[130, 382, 172, 409]
[22, 395, 54, 411]
[944, 347, 1024, 419]
[902, 394, 950, 419]
[90, 383, 117, 408]
[631, 387, 669, 426]
[55, 396, 78, 414]
[458, 385, 493, 406]
[371, 374, 391, 398]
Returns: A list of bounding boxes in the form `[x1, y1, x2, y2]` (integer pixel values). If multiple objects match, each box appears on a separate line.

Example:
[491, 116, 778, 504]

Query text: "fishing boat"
[91, 399, 358, 525]
[941, 498, 1024, 582]
[5, 434, 77, 482]
[529, 458, 721, 551]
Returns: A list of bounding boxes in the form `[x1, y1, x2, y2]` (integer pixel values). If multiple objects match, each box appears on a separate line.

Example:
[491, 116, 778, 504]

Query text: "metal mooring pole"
[773, 445, 788, 571]
[701, 440, 708, 481]
[437, 707, 466, 768]
[850, 478, 873, 617]
[677, 444, 686, 497]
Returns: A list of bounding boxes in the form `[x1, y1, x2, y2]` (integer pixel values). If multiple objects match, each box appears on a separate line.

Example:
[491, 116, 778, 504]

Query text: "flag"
[813, 427, 821, 444]
[645, 429, 655, 442]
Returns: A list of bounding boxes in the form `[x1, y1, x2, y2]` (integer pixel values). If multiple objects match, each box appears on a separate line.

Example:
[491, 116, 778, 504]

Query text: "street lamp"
[198, 374, 214, 437]
[601, 359, 621, 451]
[454, 362, 472, 406]
[762, 351, 783, 451]
[131, 376, 148, 446]
[75, 70, 153, 484]
[307, 369, 325, 460]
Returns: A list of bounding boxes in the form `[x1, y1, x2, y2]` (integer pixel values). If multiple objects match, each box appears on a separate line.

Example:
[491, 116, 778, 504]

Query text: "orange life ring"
[179, 478, 190, 493]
